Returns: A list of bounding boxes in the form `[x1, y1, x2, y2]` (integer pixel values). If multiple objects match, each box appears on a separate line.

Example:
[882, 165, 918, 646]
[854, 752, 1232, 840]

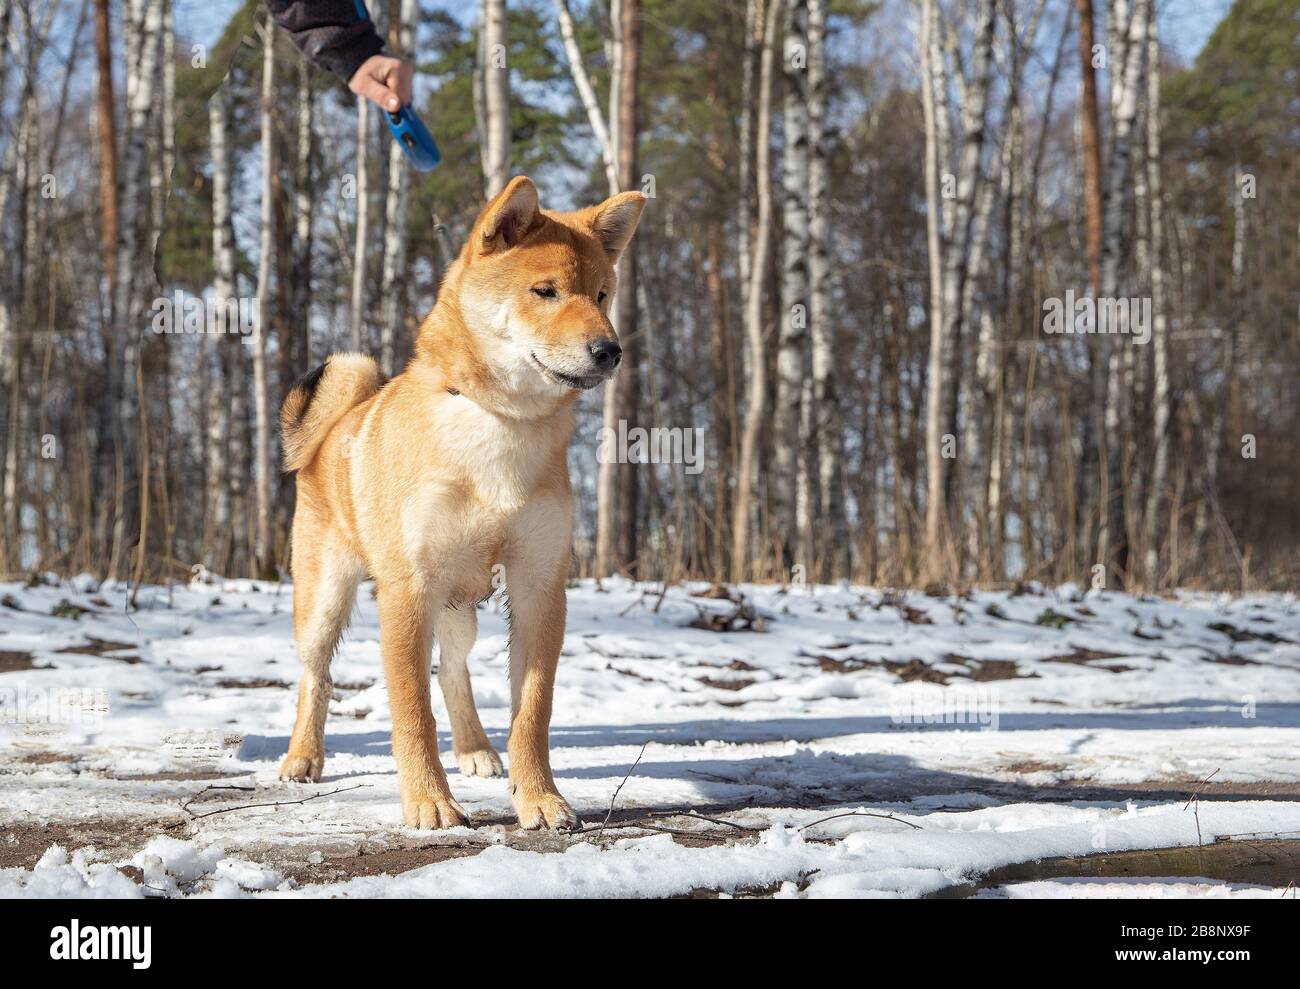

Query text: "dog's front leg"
[505, 570, 579, 830]
[377, 581, 469, 829]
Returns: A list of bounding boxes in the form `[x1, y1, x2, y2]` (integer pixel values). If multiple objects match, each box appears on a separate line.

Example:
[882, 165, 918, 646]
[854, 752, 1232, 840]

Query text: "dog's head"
[452, 176, 646, 395]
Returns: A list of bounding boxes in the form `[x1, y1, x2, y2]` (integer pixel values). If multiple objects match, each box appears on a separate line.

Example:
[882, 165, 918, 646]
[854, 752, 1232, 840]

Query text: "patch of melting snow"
[1, 577, 1299, 897]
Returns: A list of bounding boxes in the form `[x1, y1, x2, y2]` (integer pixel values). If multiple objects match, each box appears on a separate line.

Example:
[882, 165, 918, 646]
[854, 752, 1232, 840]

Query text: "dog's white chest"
[395, 398, 559, 586]
[439, 398, 551, 512]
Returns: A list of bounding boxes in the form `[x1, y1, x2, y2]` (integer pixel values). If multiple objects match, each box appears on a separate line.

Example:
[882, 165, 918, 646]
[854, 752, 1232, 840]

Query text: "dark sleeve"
[265, 0, 387, 85]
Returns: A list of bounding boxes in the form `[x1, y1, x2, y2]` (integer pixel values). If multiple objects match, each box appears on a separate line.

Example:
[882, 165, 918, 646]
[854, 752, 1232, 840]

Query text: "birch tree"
[1141, 0, 1169, 585]
[379, 0, 416, 374]
[294, 58, 314, 367]
[732, 0, 781, 580]
[923, 0, 995, 582]
[919, 0, 944, 482]
[482, 0, 511, 197]
[774, 0, 809, 571]
[204, 80, 236, 572]
[1097, 0, 1148, 581]
[105, 0, 162, 579]
[805, 0, 840, 578]
[350, 99, 369, 352]
[252, 19, 275, 577]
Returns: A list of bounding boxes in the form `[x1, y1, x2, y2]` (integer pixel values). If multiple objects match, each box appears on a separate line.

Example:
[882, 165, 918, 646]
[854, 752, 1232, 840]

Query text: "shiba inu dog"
[277, 176, 646, 829]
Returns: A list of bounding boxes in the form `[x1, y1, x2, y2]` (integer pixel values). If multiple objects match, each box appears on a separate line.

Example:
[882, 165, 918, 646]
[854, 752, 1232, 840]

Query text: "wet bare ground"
[6, 749, 1300, 894]
[932, 839, 1300, 897]
[0, 818, 183, 871]
[6, 779, 1300, 895]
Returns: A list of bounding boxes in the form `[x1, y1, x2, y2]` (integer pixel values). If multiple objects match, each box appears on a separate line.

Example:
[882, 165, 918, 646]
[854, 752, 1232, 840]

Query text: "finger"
[352, 74, 401, 113]
[375, 58, 413, 108]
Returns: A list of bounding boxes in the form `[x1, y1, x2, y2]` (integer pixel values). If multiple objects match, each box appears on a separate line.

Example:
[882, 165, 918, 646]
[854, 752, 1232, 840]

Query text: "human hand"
[348, 54, 414, 113]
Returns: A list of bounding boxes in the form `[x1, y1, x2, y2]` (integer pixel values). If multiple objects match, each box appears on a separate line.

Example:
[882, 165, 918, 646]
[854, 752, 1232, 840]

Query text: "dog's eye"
[531, 285, 558, 299]
[597, 291, 608, 304]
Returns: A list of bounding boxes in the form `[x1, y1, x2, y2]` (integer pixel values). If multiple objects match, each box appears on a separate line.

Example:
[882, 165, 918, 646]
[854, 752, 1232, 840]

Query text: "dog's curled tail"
[280, 353, 383, 472]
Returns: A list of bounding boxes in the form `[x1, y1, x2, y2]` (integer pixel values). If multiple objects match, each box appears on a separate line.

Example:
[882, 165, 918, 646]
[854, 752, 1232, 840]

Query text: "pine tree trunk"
[1076, 0, 1103, 297]
[612, 0, 641, 573]
[93, 0, 119, 317]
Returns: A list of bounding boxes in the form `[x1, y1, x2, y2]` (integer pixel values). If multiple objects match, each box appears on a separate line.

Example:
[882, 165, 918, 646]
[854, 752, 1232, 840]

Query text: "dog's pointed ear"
[586, 191, 647, 261]
[475, 176, 542, 254]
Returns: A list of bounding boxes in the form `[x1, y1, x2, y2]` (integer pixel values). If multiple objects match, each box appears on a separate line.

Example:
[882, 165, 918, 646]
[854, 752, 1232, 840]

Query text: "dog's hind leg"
[280, 533, 362, 783]
[436, 605, 502, 778]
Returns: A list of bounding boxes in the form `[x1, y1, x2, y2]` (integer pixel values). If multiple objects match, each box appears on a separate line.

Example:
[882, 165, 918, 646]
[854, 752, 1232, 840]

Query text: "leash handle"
[352, 0, 441, 172]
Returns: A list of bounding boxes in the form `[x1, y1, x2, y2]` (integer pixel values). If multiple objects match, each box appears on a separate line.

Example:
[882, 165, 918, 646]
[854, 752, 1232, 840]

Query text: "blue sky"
[174, 0, 1236, 67]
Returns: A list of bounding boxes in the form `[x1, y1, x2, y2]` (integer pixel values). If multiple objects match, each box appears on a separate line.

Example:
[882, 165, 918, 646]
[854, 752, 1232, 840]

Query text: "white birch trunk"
[350, 97, 369, 352]
[205, 80, 235, 566]
[482, 0, 511, 197]
[1141, 4, 1169, 585]
[252, 21, 275, 575]
[1097, 0, 1148, 575]
[294, 58, 314, 366]
[380, 0, 416, 374]
[924, 0, 994, 581]
[553, 0, 618, 191]
[806, 0, 841, 576]
[107, 0, 162, 579]
[731, 0, 781, 580]
[774, 0, 809, 569]
[736, 0, 759, 319]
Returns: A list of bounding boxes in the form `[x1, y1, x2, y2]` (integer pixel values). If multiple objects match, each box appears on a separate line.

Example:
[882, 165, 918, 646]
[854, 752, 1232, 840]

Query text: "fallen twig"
[686, 768, 741, 784]
[577, 820, 737, 843]
[1214, 829, 1300, 842]
[173, 783, 370, 824]
[648, 810, 758, 831]
[598, 742, 648, 838]
[1184, 768, 1220, 870]
[798, 811, 922, 832]
[1182, 768, 1221, 811]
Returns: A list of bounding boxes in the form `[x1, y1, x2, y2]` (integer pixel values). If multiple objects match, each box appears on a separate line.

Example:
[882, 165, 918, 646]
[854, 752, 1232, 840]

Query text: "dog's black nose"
[590, 339, 622, 369]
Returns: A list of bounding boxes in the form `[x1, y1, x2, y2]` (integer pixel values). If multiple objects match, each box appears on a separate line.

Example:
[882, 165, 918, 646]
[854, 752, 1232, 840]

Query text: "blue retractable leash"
[353, 0, 440, 171]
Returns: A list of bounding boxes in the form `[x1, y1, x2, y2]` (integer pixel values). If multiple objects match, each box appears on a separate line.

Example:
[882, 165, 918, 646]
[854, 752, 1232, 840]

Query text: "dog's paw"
[402, 793, 471, 830]
[512, 789, 581, 831]
[456, 747, 504, 778]
[279, 753, 323, 782]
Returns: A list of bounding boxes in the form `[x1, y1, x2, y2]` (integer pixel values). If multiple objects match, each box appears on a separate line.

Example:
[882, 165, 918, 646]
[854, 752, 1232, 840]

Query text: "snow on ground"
[2, 575, 1299, 898]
